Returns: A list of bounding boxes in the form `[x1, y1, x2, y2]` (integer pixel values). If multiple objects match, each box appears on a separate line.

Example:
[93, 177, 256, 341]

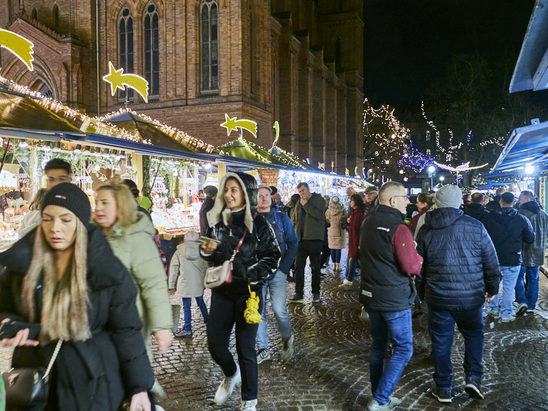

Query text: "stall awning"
[482, 120, 548, 178]
[510, 2, 548, 93]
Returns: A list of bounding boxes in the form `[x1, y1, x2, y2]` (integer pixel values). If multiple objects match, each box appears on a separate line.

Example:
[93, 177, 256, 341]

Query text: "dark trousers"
[330, 249, 342, 263]
[207, 290, 262, 401]
[295, 239, 323, 296]
[428, 307, 484, 388]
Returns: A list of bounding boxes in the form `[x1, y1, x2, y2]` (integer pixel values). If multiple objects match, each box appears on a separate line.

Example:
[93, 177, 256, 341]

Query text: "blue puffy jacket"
[416, 207, 500, 311]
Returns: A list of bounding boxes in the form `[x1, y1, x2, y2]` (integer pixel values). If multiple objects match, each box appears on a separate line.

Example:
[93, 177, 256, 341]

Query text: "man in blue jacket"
[256, 185, 299, 363]
[482, 192, 535, 322]
[416, 184, 500, 403]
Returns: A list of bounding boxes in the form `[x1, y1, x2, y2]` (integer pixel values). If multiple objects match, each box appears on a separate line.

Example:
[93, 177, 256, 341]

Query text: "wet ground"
[1, 255, 547, 410]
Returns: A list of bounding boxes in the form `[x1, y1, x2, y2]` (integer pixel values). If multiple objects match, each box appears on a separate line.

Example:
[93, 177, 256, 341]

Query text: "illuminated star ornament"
[103, 61, 149, 103]
[220, 113, 257, 138]
[434, 161, 488, 173]
[0, 29, 34, 71]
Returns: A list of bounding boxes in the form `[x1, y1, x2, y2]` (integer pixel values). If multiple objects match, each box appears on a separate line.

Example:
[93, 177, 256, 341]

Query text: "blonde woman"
[0, 183, 154, 410]
[94, 179, 173, 396]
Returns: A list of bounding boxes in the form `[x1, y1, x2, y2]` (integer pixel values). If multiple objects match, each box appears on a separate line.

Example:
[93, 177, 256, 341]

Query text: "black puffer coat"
[0, 227, 154, 410]
[518, 201, 548, 267]
[482, 207, 535, 266]
[464, 203, 489, 222]
[416, 207, 501, 311]
[205, 172, 281, 295]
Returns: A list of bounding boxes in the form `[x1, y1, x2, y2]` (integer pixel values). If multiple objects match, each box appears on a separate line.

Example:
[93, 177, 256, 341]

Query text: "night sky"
[364, 0, 543, 115]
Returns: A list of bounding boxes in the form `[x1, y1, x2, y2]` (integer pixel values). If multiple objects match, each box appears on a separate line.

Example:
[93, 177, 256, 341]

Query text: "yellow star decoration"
[0, 29, 34, 71]
[220, 113, 239, 136]
[220, 113, 258, 138]
[102, 61, 149, 103]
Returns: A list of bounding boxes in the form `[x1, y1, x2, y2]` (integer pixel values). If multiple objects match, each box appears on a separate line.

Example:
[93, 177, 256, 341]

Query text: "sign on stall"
[258, 169, 279, 186]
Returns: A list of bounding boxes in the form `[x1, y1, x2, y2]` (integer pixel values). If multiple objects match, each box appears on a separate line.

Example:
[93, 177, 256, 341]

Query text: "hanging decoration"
[272, 121, 280, 148]
[434, 161, 488, 178]
[220, 113, 258, 138]
[0, 29, 34, 71]
[103, 61, 149, 103]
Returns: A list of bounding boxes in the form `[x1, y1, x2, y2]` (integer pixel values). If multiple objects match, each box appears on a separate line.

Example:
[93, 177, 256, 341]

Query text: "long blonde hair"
[22, 220, 91, 341]
[96, 178, 138, 229]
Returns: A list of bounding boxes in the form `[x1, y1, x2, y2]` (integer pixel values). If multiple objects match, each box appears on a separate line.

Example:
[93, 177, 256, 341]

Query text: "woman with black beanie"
[0, 183, 154, 410]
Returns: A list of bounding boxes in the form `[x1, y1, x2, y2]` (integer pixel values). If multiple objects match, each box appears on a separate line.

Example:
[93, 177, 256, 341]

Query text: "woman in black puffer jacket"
[200, 172, 280, 411]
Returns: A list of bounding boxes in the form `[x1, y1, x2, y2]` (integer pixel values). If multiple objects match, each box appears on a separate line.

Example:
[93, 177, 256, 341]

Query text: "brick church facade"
[0, 0, 364, 172]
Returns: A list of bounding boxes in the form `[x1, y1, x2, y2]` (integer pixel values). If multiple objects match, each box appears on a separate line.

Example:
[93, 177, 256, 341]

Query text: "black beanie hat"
[41, 183, 91, 228]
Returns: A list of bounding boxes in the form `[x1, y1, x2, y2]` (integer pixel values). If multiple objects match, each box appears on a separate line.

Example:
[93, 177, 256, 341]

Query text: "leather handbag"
[204, 229, 248, 289]
[2, 338, 63, 410]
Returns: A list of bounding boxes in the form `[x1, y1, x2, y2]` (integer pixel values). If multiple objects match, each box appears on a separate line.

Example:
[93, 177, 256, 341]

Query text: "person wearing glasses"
[359, 182, 423, 411]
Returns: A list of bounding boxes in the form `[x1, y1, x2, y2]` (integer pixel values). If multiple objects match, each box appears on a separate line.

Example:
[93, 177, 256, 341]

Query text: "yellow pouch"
[244, 285, 262, 324]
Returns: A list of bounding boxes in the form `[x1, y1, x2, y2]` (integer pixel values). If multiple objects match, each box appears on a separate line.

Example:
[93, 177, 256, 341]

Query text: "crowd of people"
[0, 157, 546, 411]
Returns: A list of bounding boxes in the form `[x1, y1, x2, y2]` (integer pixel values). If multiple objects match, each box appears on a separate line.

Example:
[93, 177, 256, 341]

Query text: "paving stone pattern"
[1, 253, 547, 410]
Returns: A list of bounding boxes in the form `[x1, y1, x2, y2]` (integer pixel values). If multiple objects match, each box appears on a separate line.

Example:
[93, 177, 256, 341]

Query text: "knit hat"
[139, 196, 153, 211]
[435, 184, 463, 209]
[258, 184, 272, 193]
[204, 185, 218, 198]
[184, 230, 199, 242]
[41, 183, 91, 227]
[331, 196, 340, 204]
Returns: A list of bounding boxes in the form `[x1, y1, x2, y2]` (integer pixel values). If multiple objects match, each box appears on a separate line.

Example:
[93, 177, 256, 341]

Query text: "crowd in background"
[0, 156, 547, 411]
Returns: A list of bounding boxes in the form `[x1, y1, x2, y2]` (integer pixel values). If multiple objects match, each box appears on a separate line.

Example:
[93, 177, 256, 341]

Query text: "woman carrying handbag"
[200, 172, 280, 411]
[0, 183, 154, 410]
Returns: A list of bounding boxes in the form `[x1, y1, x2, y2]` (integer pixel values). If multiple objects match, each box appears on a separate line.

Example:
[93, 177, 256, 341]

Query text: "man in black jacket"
[464, 192, 489, 222]
[482, 192, 535, 322]
[360, 182, 423, 411]
[416, 184, 500, 403]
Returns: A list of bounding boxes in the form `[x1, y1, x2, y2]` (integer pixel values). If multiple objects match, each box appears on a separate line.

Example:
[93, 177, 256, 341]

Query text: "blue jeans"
[345, 257, 358, 281]
[182, 296, 208, 331]
[428, 307, 484, 388]
[367, 308, 413, 405]
[257, 270, 292, 349]
[515, 265, 540, 310]
[330, 249, 342, 263]
[489, 265, 520, 320]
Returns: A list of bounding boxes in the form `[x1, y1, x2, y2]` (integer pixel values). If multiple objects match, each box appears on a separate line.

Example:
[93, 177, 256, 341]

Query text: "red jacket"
[348, 205, 365, 258]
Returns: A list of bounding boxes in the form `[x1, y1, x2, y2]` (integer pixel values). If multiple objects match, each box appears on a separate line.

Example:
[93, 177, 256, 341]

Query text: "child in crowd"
[168, 230, 209, 338]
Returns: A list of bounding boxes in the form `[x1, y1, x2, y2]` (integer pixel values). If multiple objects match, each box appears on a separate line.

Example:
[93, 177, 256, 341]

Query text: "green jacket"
[105, 212, 172, 336]
[292, 193, 326, 241]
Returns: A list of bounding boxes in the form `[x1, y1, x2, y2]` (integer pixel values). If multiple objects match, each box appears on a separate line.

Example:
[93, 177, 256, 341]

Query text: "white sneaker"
[214, 364, 241, 405]
[240, 399, 258, 411]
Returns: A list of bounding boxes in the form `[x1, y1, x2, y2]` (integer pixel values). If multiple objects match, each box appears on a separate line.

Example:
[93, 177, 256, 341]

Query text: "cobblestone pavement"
[2, 257, 548, 410]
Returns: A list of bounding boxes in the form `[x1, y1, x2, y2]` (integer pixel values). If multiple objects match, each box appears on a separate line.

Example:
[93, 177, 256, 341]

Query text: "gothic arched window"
[201, 0, 218, 91]
[53, 5, 59, 28]
[31, 8, 38, 20]
[144, 3, 159, 96]
[118, 7, 134, 99]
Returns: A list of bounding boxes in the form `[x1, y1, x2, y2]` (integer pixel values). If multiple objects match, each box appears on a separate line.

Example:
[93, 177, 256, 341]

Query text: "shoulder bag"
[2, 338, 63, 410]
[204, 229, 248, 289]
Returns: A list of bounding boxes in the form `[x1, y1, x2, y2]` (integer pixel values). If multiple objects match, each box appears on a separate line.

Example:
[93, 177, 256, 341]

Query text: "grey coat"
[519, 202, 548, 267]
[292, 193, 326, 241]
[325, 204, 346, 249]
[168, 241, 209, 300]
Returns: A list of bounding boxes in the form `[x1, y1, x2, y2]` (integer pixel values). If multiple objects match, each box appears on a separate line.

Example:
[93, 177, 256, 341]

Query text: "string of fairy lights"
[363, 98, 432, 176]
[0, 76, 143, 144]
[95, 108, 217, 154]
